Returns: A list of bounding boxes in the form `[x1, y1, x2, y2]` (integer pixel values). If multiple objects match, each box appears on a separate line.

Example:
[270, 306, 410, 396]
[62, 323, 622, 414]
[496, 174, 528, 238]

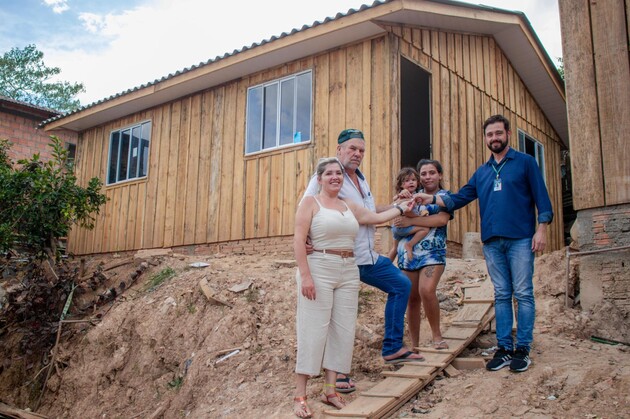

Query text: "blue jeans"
[483, 237, 535, 352]
[359, 256, 411, 357]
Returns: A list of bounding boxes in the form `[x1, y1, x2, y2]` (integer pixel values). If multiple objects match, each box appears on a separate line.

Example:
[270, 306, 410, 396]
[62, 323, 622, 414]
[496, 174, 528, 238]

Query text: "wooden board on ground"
[325, 395, 396, 417]
[452, 303, 492, 323]
[361, 377, 419, 398]
[443, 364, 461, 377]
[421, 352, 454, 365]
[382, 363, 435, 378]
[329, 277, 497, 418]
[414, 346, 457, 354]
[451, 357, 487, 370]
[463, 283, 494, 300]
[442, 326, 476, 340]
[0, 402, 49, 418]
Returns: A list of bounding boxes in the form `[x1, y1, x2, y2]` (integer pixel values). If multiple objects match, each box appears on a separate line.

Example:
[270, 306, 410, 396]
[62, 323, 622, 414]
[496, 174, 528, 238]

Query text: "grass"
[245, 287, 259, 303]
[144, 267, 176, 292]
[358, 288, 375, 314]
[167, 376, 183, 390]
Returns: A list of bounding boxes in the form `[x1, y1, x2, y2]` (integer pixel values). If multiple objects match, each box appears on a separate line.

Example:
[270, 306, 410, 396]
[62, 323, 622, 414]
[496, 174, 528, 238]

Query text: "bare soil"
[1, 249, 629, 418]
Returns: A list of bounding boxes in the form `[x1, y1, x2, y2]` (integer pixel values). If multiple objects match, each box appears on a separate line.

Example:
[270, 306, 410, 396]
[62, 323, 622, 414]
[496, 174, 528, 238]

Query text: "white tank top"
[309, 197, 359, 250]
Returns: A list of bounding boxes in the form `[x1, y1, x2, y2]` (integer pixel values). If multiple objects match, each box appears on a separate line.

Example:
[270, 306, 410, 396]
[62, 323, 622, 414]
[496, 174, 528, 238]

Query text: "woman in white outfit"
[292, 157, 412, 418]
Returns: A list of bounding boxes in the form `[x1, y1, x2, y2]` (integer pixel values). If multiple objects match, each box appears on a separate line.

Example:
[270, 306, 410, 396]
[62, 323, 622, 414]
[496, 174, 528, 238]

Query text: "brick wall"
[571, 203, 630, 314]
[171, 228, 463, 259]
[0, 110, 77, 163]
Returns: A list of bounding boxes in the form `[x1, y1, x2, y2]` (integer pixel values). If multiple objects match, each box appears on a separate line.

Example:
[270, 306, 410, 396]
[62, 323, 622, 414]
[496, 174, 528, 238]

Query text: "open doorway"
[400, 57, 431, 168]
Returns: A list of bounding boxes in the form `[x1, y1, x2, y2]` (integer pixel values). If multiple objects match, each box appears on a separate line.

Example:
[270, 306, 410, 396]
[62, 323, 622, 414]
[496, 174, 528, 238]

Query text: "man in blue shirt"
[416, 115, 553, 372]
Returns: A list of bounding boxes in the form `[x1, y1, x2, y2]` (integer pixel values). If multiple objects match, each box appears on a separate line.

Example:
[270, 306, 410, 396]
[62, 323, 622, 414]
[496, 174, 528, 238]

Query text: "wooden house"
[43, 0, 568, 256]
[558, 0, 629, 316]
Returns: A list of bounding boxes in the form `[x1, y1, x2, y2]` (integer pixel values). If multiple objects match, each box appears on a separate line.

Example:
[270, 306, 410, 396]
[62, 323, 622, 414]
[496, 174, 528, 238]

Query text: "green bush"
[0, 136, 107, 258]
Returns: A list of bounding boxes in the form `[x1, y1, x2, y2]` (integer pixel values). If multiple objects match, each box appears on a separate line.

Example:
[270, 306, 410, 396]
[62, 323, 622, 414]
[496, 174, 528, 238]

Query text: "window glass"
[129, 126, 141, 178]
[518, 130, 545, 181]
[118, 129, 130, 182]
[280, 78, 295, 145]
[108, 132, 120, 184]
[139, 123, 151, 177]
[246, 87, 263, 154]
[66, 143, 76, 162]
[263, 84, 278, 150]
[245, 70, 312, 154]
[107, 121, 151, 185]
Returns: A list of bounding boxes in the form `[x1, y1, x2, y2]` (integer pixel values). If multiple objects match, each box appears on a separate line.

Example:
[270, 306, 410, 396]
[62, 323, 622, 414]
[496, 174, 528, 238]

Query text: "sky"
[0, 0, 562, 107]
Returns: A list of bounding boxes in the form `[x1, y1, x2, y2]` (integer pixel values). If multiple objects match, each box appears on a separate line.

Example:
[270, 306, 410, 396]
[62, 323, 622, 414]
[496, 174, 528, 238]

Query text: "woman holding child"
[394, 159, 453, 350]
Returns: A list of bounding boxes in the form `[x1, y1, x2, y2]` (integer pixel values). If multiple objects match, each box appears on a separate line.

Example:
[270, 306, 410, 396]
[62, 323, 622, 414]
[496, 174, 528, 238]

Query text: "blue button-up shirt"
[441, 147, 553, 243]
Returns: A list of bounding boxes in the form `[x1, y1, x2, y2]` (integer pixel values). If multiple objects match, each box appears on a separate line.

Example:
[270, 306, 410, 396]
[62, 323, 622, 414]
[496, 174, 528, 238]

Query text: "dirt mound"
[1, 249, 628, 418]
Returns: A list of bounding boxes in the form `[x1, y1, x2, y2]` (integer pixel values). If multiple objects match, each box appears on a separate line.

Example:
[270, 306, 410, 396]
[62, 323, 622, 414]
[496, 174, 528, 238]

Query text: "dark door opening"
[400, 57, 431, 169]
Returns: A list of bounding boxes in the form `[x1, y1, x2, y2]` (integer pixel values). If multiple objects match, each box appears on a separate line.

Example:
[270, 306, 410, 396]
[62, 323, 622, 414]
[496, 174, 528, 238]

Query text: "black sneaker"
[486, 347, 513, 371]
[510, 347, 531, 372]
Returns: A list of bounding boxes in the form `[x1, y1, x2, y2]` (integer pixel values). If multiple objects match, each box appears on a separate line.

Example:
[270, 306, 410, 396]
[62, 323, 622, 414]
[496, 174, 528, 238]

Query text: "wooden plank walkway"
[325, 278, 495, 418]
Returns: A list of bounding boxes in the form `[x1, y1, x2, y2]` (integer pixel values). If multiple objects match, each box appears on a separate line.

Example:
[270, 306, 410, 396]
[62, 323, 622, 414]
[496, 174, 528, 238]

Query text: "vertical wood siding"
[559, 0, 630, 209]
[391, 25, 564, 251]
[69, 26, 565, 255]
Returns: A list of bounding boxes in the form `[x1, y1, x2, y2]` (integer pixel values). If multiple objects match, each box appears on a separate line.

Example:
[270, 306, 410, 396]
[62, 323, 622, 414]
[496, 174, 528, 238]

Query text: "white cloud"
[40, 0, 563, 106]
[43, 0, 69, 14]
[78, 13, 106, 34]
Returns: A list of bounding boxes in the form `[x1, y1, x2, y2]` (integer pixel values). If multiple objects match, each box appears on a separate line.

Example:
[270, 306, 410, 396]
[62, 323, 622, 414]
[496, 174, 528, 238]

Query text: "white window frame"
[107, 120, 151, 185]
[518, 129, 545, 182]
[245, 70, 312, 155]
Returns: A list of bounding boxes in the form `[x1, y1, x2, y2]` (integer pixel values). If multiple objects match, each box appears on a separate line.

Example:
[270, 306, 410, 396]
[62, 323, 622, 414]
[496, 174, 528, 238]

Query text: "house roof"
[1, 95, 60, 120]
[42, 0, 567, 146]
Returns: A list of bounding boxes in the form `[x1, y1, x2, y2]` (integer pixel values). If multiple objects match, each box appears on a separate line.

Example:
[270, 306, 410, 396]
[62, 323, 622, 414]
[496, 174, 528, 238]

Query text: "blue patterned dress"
[397, 189, 453, 271]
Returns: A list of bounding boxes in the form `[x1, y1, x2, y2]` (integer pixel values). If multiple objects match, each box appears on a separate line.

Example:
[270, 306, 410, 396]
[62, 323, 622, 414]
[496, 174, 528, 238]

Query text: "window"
[66, 143, 76, 162]
[518, 130, 545, 181]
[245, 71, 312, 154]
[107, 121, 151, 185]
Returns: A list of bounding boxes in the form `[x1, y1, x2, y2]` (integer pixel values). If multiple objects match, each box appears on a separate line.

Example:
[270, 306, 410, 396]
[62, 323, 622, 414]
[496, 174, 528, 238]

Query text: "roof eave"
[44, 0, 567, 147]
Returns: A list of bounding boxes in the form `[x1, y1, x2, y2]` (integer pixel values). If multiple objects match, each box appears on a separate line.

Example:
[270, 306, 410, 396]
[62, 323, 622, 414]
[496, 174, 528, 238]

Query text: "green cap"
[337, 128, 364, 144]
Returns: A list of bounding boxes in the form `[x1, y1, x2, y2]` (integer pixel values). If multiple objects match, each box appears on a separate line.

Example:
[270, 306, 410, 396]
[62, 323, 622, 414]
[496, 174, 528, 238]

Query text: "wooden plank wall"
[392, 25, 565, 251]
[559, 0, 630, 209]
[69, 25, 566, 255]
[68, 37, 394, 255]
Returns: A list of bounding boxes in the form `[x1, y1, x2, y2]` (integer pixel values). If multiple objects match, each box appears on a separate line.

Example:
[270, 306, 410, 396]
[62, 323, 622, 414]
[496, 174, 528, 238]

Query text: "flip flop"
[384, 350, 425, 365]
[433, 340, 449, 350]
[335, 375, 356, 393]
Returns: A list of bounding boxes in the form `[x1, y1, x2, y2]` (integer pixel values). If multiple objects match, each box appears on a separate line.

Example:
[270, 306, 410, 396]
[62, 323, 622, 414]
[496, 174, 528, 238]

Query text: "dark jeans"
[359, 256, 412, 357]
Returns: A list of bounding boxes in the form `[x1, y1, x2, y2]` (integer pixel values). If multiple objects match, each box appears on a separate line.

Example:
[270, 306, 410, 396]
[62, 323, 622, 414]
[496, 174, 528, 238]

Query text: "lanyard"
[492, 159, 508, 179]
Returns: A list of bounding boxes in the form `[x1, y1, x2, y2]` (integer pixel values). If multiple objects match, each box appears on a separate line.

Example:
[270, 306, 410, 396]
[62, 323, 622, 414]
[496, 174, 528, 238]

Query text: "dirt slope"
[5, 249, 630, 418]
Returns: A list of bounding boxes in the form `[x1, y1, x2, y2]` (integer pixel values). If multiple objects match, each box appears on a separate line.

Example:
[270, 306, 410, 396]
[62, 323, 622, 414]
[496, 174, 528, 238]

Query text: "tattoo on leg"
[424, 266, 435, 278]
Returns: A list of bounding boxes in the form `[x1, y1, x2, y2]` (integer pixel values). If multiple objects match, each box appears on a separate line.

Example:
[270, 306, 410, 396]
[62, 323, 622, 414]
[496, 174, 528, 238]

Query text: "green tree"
[556, 57, 564, 80]
[0, 136, 106, 258]
[0, 44, 85, 112]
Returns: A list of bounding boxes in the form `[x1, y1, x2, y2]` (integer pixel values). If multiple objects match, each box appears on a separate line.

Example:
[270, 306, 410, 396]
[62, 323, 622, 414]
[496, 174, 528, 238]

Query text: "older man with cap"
[302, 129, 424, 389]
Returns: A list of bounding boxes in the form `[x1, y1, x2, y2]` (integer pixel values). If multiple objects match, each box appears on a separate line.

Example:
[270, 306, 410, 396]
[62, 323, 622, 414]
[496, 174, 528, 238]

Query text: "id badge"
[493, 178, 502, 191]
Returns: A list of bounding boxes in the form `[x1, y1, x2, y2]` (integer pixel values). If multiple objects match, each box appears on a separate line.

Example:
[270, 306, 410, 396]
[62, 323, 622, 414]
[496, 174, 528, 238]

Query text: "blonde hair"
[316, 157, 344, 179]
[315, 157, 344, 192]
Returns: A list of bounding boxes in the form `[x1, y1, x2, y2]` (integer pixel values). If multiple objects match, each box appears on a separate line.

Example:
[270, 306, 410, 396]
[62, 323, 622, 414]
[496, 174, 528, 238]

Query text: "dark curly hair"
[394, 167, 420, 193]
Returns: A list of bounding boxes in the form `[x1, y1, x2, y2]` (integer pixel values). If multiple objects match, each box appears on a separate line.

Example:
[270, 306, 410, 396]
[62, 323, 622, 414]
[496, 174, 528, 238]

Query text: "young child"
[388, 167, 430, 261]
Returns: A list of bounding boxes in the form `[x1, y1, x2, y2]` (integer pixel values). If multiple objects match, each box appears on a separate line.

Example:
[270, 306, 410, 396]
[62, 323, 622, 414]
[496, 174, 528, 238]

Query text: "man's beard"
[487, 139, 508, 154]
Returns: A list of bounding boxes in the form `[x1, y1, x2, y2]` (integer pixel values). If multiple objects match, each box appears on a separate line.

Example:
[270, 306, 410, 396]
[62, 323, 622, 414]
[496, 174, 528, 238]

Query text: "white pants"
[295, 253, 360, 376]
